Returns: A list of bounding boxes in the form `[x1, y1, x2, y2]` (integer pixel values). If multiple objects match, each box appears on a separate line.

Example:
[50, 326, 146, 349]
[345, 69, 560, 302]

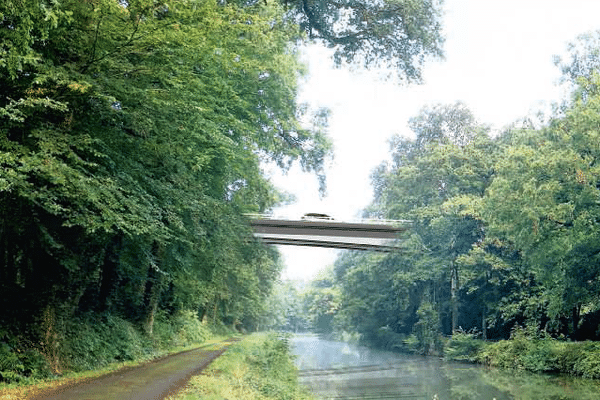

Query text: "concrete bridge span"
[249, 217, 409, 251]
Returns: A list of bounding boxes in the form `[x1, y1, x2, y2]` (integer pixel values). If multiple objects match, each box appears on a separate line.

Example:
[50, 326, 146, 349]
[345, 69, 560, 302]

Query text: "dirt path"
[28, 338, 239, 400]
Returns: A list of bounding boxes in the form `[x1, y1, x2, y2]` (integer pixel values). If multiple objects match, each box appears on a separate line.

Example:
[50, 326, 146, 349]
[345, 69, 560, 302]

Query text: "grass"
[170, 332, 316, 400]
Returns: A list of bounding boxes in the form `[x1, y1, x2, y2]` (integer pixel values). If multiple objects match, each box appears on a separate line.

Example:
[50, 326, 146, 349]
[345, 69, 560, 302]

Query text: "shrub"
[411, 302, 442, 355]
[477, 327, 600, 378]
[569, 342, 600, 379]
[0, 341, 53, 383]
[374, 326, 405, 351]
[171, 311, 211, 347]
[444, 332, 484, 362]
[60, 315, 150, 371]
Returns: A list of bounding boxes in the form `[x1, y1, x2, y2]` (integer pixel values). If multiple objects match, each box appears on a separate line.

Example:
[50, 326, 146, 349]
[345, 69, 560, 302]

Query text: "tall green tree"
[0, 0, 332, 341]
[369, 102, 492, 333]
[482, 102, 600, 338]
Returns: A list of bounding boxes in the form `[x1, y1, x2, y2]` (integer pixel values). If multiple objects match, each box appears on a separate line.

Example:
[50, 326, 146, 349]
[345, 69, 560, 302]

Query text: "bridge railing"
[243, 213, 411, 226]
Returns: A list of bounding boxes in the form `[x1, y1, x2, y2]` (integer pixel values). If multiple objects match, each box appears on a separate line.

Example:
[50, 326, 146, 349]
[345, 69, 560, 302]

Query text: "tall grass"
[172, 333, 315, 400]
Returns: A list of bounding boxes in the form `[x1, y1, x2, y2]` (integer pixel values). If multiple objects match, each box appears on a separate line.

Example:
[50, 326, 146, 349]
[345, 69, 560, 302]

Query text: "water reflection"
[291, 334, 600, 400]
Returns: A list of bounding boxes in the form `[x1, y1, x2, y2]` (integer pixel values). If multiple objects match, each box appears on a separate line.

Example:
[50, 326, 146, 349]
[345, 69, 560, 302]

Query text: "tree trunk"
[482, 270, 488, 340]
[572, 304, 581, 341]
[98, 234, 122, 313]
[143, 269, 163, 335]
[142, 242, 165, 335]
[450, 260, 459, 334]
[482, 303, 487, 340]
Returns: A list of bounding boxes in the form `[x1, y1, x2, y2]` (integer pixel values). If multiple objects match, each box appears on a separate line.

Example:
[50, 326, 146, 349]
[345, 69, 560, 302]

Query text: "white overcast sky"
[265, 0, 600, 281]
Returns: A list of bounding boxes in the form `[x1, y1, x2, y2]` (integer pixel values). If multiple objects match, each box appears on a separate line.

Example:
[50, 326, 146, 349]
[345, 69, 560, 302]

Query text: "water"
[290, 334, 600, 400]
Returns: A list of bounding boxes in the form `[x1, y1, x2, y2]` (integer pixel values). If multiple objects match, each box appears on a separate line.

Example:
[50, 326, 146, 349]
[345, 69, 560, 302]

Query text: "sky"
[266, 0, 600, 281]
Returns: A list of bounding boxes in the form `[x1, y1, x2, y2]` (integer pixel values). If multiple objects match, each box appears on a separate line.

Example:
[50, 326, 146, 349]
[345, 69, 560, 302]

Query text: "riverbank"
[444, 328, 600, 379]
[170, 333, 315, 400]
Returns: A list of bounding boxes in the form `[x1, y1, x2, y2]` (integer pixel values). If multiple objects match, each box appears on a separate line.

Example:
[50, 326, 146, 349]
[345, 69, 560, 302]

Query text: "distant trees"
[330, 36, 600, 347]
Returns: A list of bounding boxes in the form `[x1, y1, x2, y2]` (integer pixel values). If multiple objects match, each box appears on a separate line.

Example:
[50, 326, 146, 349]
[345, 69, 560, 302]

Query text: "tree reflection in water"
[292, 334, 600, 400]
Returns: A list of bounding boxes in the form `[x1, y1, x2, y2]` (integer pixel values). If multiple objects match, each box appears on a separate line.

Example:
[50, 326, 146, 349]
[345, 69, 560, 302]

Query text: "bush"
[374, 326, 406, 351]
[565, 341, 600, 379]
[411, 302, 442, 355]
[1, 310, 215, 384]
[477, 327, 600, 378]
[172, 311, 212, 347]
[444, 332, 484, 362]
[61, 315, 151, 371]
[0, 341, 53, 383]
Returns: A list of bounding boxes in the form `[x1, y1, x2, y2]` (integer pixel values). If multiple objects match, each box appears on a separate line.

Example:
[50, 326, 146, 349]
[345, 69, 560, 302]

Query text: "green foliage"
[0, 311, 225, 383]
[279, 0, 445, 82]
[171, 311, 212, 346]
[262, 280, 309, 332]
[411, 301, 442, 355]
[61, 315, 152, 371]
[444, 332, 483, 363]
[1, 0, 333, 372]
[302, 268, 341, 334]
[443, 326, 600, 379]
[335, 42, 600, 350]
[175, 333, 314, 400]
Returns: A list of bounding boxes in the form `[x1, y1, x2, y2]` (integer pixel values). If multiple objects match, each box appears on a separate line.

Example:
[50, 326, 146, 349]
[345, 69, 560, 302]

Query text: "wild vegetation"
[170, 333, 314, 400]
[296, 31, 600, 377]
[0, 0, 444, 385]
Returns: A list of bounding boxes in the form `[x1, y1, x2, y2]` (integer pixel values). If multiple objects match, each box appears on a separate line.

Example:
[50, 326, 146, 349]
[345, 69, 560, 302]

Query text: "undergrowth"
[172, 332, 315, 400]
[0, 310, 225, 386]
[444, 326, 600, 379]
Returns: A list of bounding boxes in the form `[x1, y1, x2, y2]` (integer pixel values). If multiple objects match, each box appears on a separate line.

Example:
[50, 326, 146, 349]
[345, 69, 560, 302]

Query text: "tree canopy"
[326, 35, 600, 349]
[226, 0, 445, 82]
[0, 0, 335, 350]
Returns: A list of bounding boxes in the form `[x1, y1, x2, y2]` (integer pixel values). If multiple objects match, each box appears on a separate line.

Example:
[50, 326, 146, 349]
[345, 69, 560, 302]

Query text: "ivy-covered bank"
[445, 328, 600, 379]
[171, 333, 315, 400]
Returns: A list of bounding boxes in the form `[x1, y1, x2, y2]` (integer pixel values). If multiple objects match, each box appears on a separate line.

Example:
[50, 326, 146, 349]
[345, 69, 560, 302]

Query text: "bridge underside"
[250, 218, 408, 252]
[254, 233, 398, 251]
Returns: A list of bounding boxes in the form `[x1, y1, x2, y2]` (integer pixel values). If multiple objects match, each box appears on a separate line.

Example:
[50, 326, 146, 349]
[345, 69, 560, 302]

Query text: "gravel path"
[29, 338, 239, 400]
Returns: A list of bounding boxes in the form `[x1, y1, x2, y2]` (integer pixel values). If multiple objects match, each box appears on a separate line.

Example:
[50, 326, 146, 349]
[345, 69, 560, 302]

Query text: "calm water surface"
[290, 334, 600, 400]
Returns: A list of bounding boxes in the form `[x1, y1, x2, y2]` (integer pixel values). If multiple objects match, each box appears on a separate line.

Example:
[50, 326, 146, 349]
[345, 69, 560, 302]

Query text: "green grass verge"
[170, 332, 316, 400]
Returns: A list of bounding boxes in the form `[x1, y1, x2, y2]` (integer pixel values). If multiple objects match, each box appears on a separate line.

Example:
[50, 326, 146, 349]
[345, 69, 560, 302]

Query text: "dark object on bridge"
[302, 213, 334, 220]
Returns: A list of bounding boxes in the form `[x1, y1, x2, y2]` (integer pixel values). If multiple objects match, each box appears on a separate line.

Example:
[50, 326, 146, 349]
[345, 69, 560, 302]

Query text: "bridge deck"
[249, 218, 409, 251]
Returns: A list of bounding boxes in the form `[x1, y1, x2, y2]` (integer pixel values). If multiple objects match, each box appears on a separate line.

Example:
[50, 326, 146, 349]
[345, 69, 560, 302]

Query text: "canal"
[290, 334, 600, 400]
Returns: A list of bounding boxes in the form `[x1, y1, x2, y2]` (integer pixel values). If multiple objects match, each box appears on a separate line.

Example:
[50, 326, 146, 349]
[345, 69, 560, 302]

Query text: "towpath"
[26, 338, 239, 400]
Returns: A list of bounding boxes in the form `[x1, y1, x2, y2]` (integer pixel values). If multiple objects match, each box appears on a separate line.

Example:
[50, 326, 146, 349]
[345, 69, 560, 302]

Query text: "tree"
[302, 267, 341, 334]
[227, 0, 445, 82]
[369, 103, 492, 333]
[0, 0, 332, 344]
[482, 101, 600, 338]
[554, 30, 600, 99]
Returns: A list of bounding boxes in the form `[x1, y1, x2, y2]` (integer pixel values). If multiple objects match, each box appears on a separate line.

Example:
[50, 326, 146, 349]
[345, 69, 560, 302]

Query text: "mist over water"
[290, 334, 600, 400]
